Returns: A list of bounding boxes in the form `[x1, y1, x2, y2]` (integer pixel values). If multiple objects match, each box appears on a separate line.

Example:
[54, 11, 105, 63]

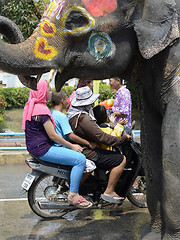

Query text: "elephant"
[0, 0, 180, 239]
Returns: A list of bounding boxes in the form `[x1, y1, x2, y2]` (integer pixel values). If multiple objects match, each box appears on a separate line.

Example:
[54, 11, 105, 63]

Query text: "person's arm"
[43, 119, 83, 152]
[68, 132, 97, 149]
[111, 111, 127, 118]
[79, 114, 131, 146]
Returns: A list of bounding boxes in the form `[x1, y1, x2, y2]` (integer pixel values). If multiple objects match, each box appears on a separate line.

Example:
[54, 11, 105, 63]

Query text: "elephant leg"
[162, 95, 180, 240]
[141, 97, 164, 239]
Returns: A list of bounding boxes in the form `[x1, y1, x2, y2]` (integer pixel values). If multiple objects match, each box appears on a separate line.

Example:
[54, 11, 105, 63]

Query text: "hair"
[112, 77, 123, 84]
[93, 105, 108, 126]
[76, 79, 93, 89]
[51, 90, 66, 106]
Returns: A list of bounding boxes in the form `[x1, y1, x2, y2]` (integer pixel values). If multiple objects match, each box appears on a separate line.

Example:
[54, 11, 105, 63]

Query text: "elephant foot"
[141, 230, 161, 240]
[163, 233, 180, 240]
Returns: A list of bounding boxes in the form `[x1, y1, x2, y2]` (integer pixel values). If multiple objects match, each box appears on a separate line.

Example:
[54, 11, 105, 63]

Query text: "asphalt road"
[0, 164, 150, 240]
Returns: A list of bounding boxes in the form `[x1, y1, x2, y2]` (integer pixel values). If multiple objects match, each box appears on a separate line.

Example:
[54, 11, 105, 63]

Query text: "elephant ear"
[133, 0, 179, 59]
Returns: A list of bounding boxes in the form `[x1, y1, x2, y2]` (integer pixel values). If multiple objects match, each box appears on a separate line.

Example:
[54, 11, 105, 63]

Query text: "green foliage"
[0, 83, 139, 110]
[99, 82, 116, 102]
[62, 85, 75, 97]
[0, 87, 30, 108]
[0, 94, 7, 121]
[2, 0, 45, 39]
[0, 85, 76, 109]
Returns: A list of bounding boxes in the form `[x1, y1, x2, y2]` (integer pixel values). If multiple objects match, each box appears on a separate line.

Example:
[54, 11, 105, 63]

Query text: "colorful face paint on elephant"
[82, 0, 117, 17]
[34, 20, 57, 60]
[88, 32, 115, 60]
[33, 1, 66, 60]
[61, 5, 95, 35]
[43, 0, 66, 20]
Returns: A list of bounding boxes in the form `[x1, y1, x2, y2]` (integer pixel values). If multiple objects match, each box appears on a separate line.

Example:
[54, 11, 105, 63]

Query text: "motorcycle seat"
[27, 155, 72, 171]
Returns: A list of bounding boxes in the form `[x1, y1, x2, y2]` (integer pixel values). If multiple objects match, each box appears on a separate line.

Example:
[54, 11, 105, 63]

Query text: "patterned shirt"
[112, 85, 132, 127]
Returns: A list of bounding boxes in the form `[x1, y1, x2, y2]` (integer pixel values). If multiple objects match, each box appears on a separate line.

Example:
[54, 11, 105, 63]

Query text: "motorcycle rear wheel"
[127, 176, 147, 208]
[28, 173, 69, 218]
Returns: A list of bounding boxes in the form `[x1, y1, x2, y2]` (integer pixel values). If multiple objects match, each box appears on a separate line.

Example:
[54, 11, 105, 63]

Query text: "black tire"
[127, 176, 147, 208]
[28, 173, 69, 218]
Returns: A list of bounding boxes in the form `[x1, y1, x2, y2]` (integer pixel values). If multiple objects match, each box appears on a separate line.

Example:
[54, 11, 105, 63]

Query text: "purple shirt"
[25, 115, 53, 157]
[112, 85, 132, 127]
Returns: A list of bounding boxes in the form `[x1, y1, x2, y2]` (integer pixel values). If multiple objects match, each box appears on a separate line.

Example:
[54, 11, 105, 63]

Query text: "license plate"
[21, 173, 35, 191]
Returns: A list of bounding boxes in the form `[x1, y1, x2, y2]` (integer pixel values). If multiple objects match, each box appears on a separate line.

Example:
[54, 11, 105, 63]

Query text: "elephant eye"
[65, 10, 89, 30]
[62, 6, 95, 35]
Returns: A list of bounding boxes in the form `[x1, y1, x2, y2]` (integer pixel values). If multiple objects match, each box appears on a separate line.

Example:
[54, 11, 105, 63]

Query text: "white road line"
[0, 198, 27, 202]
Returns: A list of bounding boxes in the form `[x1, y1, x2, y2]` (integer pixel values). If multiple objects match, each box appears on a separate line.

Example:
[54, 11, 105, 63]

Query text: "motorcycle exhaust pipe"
[38, 201, 76, 210]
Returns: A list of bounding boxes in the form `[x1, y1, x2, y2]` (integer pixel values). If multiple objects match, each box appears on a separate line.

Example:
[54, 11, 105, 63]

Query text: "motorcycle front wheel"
[127, 176, 147, 208]
[28, 173, 70, 218]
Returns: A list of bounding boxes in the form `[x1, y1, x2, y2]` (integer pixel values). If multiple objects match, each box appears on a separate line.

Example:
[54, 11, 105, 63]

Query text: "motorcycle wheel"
[28, 173, 69, 218]
[127, 176, 147, 208]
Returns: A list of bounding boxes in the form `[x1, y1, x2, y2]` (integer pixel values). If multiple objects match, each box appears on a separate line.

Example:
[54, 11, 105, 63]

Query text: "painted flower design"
[34, 37, 57, 60]
[88, 32, 115, 60]
[82, 0, 117, 17]
[40, 20, 56, 37]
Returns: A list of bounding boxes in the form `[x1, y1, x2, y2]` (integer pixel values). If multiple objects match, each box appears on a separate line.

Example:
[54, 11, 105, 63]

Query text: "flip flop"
[101, 194, 124, 204]
[68, 196, 93, 209]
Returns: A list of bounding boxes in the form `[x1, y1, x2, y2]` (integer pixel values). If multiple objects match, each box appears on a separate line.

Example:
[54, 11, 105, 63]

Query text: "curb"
[0, 152, 30, 165]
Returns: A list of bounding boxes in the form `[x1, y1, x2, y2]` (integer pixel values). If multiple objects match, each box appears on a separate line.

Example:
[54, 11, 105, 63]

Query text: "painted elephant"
[0, 0, 180, 239]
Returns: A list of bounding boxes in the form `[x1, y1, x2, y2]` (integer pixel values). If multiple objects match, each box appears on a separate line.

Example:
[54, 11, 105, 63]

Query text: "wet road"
[0, 164, 150, 240]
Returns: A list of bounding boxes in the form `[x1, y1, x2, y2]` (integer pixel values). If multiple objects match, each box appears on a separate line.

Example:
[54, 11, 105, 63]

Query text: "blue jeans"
[40, 146, 86, 193]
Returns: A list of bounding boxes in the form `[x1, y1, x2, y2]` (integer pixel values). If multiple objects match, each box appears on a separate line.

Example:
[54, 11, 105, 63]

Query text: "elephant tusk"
[37, 74, 42, 82]
[58, 67, 64, 73]
[47, 69, 56, 84]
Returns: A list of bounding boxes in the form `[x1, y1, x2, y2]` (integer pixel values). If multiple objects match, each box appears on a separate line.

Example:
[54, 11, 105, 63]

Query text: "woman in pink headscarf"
[22, 80, 92, 208]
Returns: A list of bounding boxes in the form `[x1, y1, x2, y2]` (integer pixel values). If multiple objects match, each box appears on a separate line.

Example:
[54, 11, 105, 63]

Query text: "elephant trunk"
[0, 38, 51, 75]
[0, 16, 57, 89]
[0, 38, 54, 89]
[0, 16, 24, 44]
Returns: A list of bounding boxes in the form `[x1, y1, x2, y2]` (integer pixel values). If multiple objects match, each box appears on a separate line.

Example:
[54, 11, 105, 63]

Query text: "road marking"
[0, 198, 27, 202]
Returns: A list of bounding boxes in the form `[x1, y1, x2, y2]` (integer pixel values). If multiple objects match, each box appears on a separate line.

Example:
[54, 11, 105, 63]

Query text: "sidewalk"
[0, 134, 29, 165]
[0, 151, 30, 165]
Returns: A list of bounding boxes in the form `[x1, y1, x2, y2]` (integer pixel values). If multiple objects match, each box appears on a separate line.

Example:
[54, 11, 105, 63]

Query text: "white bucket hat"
[71, 86, 100, 107]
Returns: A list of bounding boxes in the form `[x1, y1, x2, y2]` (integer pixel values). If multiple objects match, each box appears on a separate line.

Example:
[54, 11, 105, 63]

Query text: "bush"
[0, 87, 30, 108]
[0, 83, 139, 110]
[0, 94, 7, 121]
[99, 82, 116, 102]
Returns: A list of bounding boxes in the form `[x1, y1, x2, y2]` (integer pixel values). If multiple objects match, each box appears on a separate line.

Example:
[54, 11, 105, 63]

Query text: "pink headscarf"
[22, 80, 55, 130]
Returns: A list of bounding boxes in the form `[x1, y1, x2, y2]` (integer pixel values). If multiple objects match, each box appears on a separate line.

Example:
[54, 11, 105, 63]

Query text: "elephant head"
[1, 0, 179, 91]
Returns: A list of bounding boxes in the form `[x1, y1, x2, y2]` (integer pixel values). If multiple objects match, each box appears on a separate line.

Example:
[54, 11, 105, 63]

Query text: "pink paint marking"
[38, 41, 52, 55]
[43, 23, 54, 34]
[56, 1, 66, 19]
[82, 0, 117, 17]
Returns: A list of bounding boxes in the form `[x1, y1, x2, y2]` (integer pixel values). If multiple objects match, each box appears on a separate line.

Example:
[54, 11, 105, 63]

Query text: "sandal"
[101, 194, 124, 204]
[68, 196, 93, 209]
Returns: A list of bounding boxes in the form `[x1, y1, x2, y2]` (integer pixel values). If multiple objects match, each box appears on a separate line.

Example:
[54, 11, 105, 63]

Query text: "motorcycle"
[20, 124, 147, 218]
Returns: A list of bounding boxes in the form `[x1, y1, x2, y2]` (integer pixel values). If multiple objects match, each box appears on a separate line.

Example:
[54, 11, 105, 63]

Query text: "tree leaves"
[2, 0, 45, 39]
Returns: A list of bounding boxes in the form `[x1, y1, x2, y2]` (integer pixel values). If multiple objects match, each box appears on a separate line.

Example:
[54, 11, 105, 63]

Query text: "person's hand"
[109, 114, 115, 123]
[118, 118, 127, 125]
[71, 144, 83, 152]
[88, 142, 98, 150]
